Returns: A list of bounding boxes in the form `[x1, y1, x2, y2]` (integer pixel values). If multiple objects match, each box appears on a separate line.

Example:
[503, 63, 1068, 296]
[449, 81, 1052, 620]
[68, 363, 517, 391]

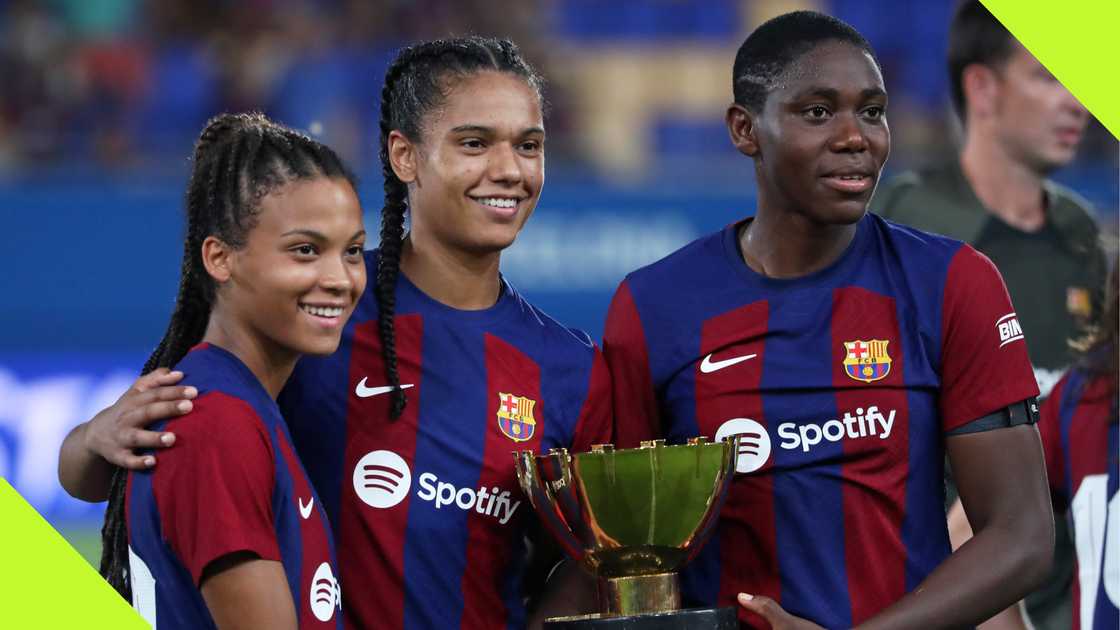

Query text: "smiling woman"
[604, 10, 1053, 630]
[94, 112, 364, 629]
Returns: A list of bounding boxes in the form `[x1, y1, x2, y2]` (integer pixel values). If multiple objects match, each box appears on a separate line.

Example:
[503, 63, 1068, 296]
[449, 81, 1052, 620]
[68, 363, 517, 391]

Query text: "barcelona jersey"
[126, 343, 342, 629]
[279, 250, 612, 630]
[1040, 365, 1119, 630]
[604, 213, 1038, 628]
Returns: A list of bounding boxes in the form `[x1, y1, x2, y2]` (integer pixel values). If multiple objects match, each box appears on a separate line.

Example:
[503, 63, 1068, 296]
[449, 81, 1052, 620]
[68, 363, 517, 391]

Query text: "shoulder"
[501, 281, 597, 358]
[866, 212, 967, 273]
[1044, 181, 1103, 245]
[620, 226, 727, 302]
[163, 392, 274, 459]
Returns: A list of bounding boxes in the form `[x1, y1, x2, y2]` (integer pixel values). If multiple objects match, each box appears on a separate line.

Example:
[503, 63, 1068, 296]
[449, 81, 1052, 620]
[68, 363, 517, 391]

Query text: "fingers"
[112, 451, 158, 471]
[738, 593, 784, 624]
[119, 399, 193, 429]
[123, 427, 176, 451]
[132, 369, 184, 393]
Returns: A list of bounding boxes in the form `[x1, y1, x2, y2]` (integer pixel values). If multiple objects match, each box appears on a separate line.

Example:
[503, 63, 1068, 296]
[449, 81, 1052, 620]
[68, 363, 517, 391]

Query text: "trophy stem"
[597, 573, 681, 617]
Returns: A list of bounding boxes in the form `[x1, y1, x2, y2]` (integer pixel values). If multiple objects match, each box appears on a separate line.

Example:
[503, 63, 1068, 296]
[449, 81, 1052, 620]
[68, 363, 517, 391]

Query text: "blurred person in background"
[1038, 261, 1118, 630]
[873, 3, 1108, 628]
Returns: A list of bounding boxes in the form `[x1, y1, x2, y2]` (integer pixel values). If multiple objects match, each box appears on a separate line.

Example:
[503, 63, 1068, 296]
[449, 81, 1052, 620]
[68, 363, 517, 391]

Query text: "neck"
[739, 209, 858, 279]
[399, 235, 502, 310]
[960, 131, 1046, 232]
[202, 312, 298, 399]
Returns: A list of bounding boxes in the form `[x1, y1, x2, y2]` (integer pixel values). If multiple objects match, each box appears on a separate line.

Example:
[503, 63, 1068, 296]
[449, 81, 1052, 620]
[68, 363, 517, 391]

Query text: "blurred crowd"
[1, 0, 1115, 195]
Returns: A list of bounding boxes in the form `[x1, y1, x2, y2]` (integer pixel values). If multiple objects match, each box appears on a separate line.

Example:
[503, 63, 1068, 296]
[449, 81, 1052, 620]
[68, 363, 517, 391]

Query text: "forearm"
[856, 519, 1051, 630]
[58, 422, 114, 502]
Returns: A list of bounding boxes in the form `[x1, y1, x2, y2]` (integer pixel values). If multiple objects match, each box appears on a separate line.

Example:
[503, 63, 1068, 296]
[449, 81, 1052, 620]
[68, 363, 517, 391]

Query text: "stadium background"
[0, 0, 1115, 566]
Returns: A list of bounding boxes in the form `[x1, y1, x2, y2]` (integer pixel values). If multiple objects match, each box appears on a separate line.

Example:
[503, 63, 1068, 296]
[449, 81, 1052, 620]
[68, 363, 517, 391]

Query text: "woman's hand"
[738, 593, 826, 630]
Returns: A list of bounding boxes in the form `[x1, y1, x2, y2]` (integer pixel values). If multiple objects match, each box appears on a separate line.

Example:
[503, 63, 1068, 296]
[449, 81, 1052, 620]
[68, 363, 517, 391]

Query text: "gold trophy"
[514, 437, 739, 629]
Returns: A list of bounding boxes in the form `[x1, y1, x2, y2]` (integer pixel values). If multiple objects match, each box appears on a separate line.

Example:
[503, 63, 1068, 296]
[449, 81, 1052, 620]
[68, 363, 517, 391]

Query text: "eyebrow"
[449, 124, 546, 136]
[281, 229, 367, 241]
[793, 87, 887, 101]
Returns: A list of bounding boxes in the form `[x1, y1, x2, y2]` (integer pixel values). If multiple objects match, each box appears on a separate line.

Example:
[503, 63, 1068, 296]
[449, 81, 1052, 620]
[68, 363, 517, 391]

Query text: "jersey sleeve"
[603, 280, 660, 448]
[938, 244, 1039, 432]
[1038, 374, 1069, 508]
[152, 392, 281, 585]
[569, 346, 613, 453]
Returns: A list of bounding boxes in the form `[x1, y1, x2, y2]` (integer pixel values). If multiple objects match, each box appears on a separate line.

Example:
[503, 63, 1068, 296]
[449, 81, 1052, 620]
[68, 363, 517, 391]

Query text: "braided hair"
[100, 112, 356, 599]
[376, 36, 543, 418]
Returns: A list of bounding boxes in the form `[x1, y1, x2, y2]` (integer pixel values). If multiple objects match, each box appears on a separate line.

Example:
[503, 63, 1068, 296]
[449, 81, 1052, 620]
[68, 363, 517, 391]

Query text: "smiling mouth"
[821, 173, 874, 194]
[472, 196, 521, 209]
[300, 304, 344, 318]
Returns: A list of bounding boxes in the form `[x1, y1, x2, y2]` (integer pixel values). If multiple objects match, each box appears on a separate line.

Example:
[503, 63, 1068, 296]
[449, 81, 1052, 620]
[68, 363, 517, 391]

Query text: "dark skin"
[729, 41, 1053, 630]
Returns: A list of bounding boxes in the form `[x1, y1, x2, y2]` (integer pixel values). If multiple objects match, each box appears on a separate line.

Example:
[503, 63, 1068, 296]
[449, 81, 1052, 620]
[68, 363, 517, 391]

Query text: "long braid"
[375, 37, 544, 420]
[99, 112, 356, 600]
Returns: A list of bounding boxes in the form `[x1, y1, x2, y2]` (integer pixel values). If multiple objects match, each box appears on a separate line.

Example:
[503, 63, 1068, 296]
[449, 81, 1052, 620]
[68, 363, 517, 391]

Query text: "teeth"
[476, 197, 517, 209]
[301, 305, 343, 318]
[838, 175, 863, 180]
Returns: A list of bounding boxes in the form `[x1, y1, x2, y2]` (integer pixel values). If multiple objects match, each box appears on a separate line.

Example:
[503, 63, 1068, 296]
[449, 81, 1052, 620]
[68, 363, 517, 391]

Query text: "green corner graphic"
[0, 479, 146, 628]
[983, 0, 1120, 139]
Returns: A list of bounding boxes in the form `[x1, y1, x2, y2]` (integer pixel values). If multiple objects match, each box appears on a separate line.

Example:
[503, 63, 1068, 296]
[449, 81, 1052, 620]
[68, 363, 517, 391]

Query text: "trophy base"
[543, 606, 737, 629]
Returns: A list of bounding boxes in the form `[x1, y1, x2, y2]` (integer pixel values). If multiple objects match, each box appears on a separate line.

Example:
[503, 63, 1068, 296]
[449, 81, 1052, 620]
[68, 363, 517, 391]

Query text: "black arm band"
[946, 397, 1041, 436]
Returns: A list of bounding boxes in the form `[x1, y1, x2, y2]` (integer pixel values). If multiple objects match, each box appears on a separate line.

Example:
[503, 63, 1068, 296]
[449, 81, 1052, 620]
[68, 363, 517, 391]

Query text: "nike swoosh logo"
[700, 352, 757, 373]
[355, 378, 415, 398]
[298, 496, 314, 519]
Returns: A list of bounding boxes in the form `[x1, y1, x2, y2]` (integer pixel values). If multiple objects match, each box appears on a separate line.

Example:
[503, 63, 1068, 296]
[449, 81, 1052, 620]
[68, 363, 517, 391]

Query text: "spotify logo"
[714, 418, 772, 474]
[353, 450, 411, 508]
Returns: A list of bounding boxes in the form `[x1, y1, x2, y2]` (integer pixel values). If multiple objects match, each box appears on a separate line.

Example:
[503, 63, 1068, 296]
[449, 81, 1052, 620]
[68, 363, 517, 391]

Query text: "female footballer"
[59, 37, 610, 630]
[103, 112, 365, 628]
[603, 11, 1053, 630]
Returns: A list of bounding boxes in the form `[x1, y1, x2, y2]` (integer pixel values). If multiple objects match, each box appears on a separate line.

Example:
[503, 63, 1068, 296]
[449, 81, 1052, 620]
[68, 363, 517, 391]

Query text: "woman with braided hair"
[60, 37, 611, 629]
[82, 111, 365, 628]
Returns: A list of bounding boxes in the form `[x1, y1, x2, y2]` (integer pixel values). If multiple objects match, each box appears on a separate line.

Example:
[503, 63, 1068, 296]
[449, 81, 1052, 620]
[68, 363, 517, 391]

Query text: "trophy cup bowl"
[514, 437, 739, 629]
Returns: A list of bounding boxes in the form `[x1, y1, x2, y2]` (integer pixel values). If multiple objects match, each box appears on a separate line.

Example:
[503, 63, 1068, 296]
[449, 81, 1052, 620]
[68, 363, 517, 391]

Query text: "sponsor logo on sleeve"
[996, 313, 1025, 347]
[309, 562, 341, 622]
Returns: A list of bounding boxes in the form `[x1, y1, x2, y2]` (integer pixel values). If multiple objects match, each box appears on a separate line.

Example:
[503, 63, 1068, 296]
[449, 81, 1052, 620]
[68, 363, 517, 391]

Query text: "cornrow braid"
[100, 112, 356, 600]
[376, 36, 544, 419]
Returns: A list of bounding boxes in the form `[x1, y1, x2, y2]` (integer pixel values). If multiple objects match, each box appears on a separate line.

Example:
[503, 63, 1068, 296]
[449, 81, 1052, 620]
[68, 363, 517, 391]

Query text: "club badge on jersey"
[497, 392, 537, 442]
[842, 339, 892, 383]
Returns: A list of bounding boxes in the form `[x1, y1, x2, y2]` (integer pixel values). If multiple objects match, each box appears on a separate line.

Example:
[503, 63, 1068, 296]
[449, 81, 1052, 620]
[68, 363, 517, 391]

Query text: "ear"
[387, 130, 418, 183]
[200, 236, 233, 284]
[961, 63, 999, 119]
[726, 104, 760, 157]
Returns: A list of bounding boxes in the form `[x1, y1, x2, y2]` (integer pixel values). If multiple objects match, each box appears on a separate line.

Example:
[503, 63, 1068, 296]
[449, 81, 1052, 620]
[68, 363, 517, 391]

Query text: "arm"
[946, 499, 1032, 630]
[741, 424, 1051, 630]
[200, 553, 297, 630]
[58, 368, 195, 501]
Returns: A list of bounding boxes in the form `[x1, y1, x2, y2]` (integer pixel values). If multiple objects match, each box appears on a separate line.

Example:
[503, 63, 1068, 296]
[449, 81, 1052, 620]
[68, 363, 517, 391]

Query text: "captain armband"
[946, 397, 1040, 436]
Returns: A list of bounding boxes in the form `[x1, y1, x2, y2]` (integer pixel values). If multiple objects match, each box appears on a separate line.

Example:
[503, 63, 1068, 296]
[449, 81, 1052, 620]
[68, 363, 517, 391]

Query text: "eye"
[291, 244, 318, 258]
[863, 106, 886, 120]
[346, 244, 364, 258]
[518, 140, 543, 154]
[803, 105, 831, 121]
[460, 138, 486, 151]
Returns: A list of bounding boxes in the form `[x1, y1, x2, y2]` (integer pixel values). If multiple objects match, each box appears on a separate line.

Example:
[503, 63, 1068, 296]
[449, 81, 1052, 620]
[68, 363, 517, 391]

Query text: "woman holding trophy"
[604, 11, 1053, 630]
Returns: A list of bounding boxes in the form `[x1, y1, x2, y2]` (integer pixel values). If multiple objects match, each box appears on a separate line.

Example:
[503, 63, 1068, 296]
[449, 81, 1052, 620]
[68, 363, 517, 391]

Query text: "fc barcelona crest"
[497, 392, 537, 442]
[842, 339, 892, 383]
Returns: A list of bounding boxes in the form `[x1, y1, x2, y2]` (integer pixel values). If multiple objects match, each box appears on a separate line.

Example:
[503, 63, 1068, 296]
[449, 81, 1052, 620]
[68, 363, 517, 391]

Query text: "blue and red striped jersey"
[278, 250, 612, 630]
[1040, 364, 1119, 630]
[603, 213, 1038, 628]
[127, 343, 342, 629]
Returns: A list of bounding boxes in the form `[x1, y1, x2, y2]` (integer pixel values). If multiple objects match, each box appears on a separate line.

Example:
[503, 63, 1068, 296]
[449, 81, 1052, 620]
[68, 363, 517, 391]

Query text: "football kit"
[1040, 365, 1119, 630]
[127, 343, 342, 629]
[604, 213, 1039, 628]
[279, 250, 612, 630]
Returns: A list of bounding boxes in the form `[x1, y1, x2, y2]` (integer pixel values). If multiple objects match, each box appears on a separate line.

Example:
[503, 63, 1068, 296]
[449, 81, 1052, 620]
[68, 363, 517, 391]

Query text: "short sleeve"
[1038, 375, 1069, 508]
[603, 280, 660, 448]
[152, 392, 280, 585]
[569, 346, 613, 453]
[939, 245, 1040, 432]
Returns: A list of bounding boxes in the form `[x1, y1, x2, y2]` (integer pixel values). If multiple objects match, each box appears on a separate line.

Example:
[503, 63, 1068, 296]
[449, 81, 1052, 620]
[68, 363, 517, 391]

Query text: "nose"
[830, 113, 868, 153]
[318, 255, 355, 294]
[487, 142, 523, 184]
[1059, 88, 1089, 120]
